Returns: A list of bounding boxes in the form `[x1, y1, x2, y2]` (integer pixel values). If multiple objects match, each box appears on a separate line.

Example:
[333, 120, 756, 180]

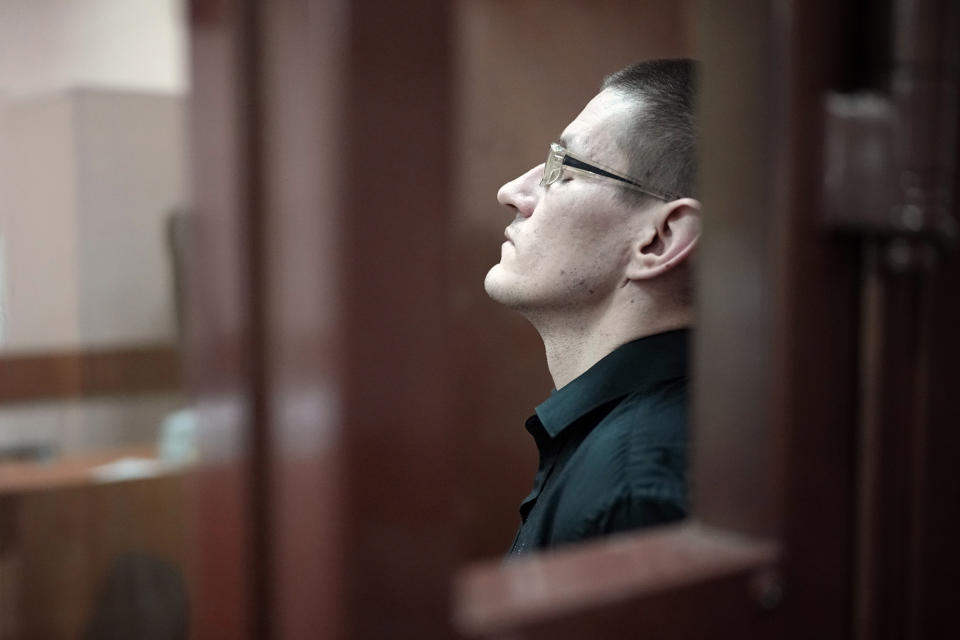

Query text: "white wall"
[0, 94, 81, 348]
[0, 90, 185, 351]
[75, 90, 186, 347]
[0, 0, 189, 350]
[0, 0, 187, 98]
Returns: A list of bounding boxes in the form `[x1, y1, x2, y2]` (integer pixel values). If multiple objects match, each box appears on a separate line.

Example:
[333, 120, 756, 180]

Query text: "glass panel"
[0, 2, 193, 637]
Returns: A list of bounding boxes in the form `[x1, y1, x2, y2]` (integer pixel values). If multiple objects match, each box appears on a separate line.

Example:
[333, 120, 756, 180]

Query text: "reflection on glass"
[0, 1, 192, 637]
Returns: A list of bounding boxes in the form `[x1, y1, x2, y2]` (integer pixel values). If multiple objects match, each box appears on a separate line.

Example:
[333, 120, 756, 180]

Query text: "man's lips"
[504, 228, 515, 244]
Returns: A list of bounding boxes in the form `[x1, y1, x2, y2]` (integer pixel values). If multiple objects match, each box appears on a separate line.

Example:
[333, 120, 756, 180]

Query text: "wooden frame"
[0, 346, 181, 404]
[185, 0, 960, 638]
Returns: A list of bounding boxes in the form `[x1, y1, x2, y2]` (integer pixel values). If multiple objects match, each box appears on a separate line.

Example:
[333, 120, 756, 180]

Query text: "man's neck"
[532, 299, 690, 389]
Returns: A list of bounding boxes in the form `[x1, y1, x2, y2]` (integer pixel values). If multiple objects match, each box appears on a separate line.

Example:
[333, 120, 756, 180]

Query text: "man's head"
[484, 59, 700, 330]
[600, 59, 698, 207]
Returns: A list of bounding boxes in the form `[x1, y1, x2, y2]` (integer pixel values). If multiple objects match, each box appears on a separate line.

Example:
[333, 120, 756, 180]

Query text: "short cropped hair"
[601, 59, 699, 204]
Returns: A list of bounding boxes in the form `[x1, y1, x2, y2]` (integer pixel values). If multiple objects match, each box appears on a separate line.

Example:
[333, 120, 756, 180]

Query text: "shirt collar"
[534, 329, 690, 439]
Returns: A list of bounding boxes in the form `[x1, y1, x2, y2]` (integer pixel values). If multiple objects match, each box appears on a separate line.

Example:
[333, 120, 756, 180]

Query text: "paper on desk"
[90, 457, 176, 483]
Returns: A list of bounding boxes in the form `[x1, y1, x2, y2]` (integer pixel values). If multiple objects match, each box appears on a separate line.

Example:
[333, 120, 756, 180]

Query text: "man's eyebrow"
[555, 135, 571, 148]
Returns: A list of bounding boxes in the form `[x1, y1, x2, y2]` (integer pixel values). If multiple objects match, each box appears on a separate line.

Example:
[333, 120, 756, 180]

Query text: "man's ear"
[626, 198, 701, 281]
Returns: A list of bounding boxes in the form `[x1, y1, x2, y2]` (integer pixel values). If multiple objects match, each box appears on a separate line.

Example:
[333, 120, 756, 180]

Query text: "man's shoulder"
[555, 377, 689, 531]
[585, 378, 685, 480]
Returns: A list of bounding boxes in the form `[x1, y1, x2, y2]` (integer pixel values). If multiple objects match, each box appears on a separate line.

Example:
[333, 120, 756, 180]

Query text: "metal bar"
[849, 2, 960, 639]
[904, 260, 935, 640]
[236, 0, 271, 637]
[854, 244, 880, 640]
[186, 0, 257, 636]
[890, 0, 959, 245]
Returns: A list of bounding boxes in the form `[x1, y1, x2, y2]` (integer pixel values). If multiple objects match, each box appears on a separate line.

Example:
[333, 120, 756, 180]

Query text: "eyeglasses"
[540, 142, 679, 202]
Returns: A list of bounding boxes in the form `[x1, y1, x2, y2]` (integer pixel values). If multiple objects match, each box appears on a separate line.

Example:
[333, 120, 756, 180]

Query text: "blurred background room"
[0, 1, 192, 637]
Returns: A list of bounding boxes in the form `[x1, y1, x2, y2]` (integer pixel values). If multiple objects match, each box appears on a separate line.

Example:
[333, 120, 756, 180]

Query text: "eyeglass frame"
[540, 142, 680, 202]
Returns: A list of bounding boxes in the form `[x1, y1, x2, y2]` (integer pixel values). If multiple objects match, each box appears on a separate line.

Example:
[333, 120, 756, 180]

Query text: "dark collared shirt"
[508, 329, 689, 555]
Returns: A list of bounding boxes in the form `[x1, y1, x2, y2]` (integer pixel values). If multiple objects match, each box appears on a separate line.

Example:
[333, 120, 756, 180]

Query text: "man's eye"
[560, 176, 574, 184]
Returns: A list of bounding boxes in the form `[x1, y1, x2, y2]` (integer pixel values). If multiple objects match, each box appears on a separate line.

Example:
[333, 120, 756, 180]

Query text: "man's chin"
[483, 266, 517, 306]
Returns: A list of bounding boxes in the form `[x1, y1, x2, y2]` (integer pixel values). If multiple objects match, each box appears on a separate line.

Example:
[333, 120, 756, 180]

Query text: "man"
[484, 59, 700, 554]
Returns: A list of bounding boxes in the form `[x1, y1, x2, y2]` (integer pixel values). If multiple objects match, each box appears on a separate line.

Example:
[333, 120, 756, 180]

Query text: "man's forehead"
[557, 89, 634, 160]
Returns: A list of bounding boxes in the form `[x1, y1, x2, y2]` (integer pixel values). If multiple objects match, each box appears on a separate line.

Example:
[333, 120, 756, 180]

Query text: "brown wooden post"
[187, 0, 457, 638]
[186, 0, 257, 637]
[697, 1, 862, 638]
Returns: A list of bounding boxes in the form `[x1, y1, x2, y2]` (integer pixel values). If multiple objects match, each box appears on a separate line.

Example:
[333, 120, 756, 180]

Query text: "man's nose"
[496, 164, 542, 217]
